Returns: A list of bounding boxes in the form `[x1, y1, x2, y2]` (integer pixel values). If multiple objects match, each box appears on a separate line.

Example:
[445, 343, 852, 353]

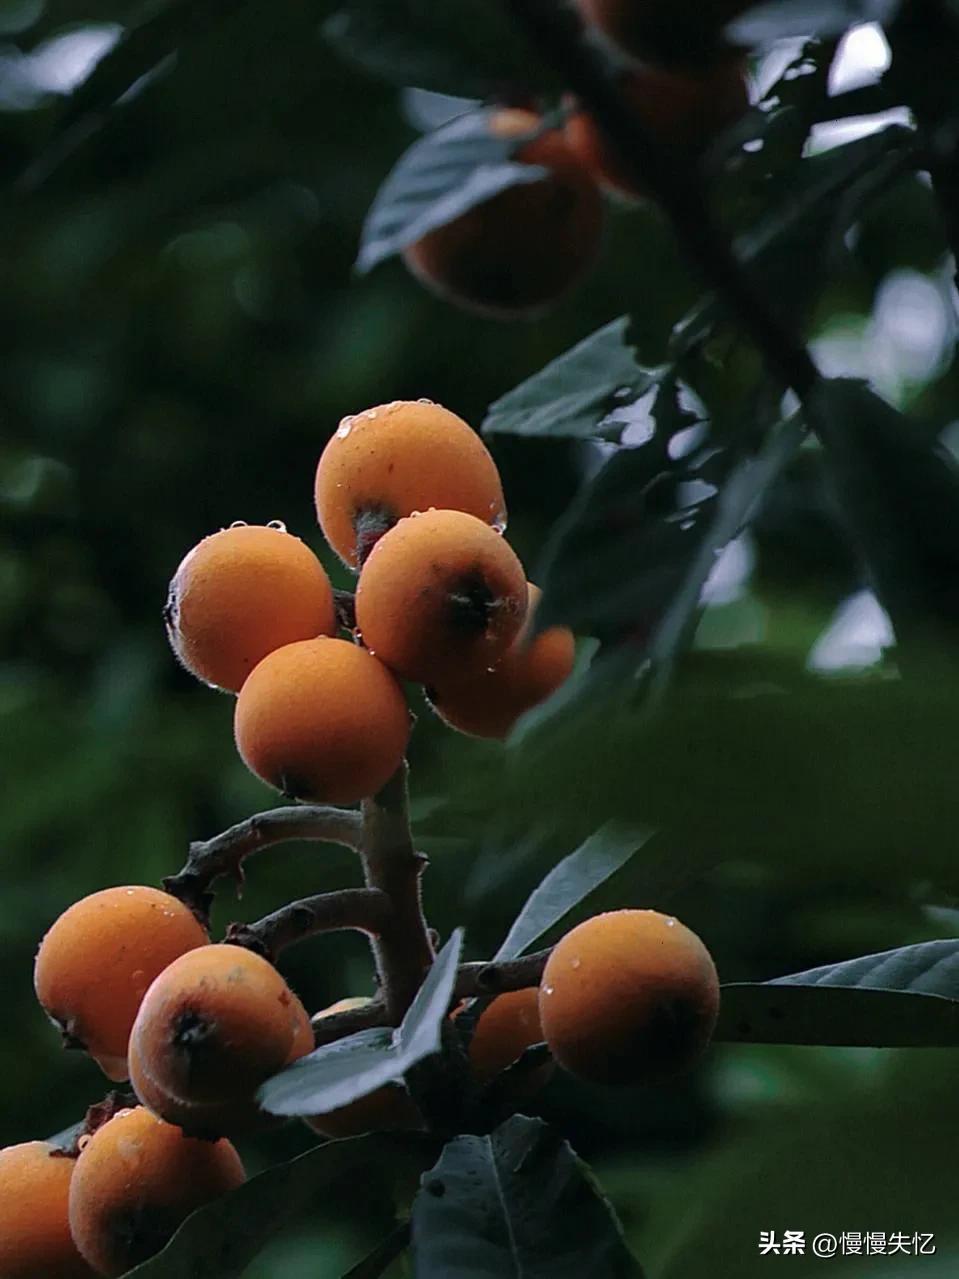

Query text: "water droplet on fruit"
[77, 1134, 91, 1151]
[336, 416, 354, 438]
[228, 520, 248, 528]
[570, 957, 582, 970]
[266, 519, 287, 532]
[543, 984, 554, 996]
[417, 397, 435, 405]
[491, 512, 507, 533]
[665, 918, 676, 927]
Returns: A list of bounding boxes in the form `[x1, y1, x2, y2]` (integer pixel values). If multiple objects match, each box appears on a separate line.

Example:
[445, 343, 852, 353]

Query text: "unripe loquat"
[539, 910, 720, 1085]
[403, 109, 604, 319]
[68, 1107, 245, 1276]
[164, 522, 336, 693]
[130, 944, 313, 1115]
[0, 1142, 93, 1278]
[573, 0, 750, 69]
[564, 61, 750, 202]
[34, 886, 209, 1082]
[466, 987, 553, 1096]
[355, 509, 528, 684]
[233, 637, 410, 804]
[427, 583, 575, 738]
[315, 400, 507, 569]
[303, 998, 422, 1140]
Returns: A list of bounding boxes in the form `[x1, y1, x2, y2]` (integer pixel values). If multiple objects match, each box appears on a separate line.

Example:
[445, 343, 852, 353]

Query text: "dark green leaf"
[482, 318, 667, 442]
[774, 938, 959, 996]
[260, 931, 464, 1117]
[810, 377, 959, 655]
[127, 1134, 434, 1277]
[341, 1222, 412, 1278]
[323, 0, 554, 98]
[728, 0, 901, 43]
[495, 821, 655, 961]
[411, 1116, 643, 1279]
[357, 110, 547, 273]
[717, 986, 959, 1046]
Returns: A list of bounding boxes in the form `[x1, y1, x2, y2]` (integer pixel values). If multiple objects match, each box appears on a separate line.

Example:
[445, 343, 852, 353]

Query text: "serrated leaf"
[127, 1134, 435, 1277]
[357, 109, 547, 273]
[809, 377, 959, 655]
[411, 1116, 643, 1279]
[495, 822, 655, 961]
[728, 0, 901, 44]
[323, 0, 554, 99]
[482, 318, 666, 442]
[260, 931, 464, 1117]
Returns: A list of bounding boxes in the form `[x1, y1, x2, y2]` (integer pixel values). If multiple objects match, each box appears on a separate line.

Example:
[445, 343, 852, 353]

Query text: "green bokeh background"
[2, 1, 958, 1275]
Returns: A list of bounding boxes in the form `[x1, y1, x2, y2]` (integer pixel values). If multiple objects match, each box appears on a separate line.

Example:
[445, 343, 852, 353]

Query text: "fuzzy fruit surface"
[403, 108, 603, 318]
[165, 523, 336, 693]
[315, 400, 506, 569]
[68, 1107, 245, 1276]
[565, 59, 749, 201]
[304, 998, 422, 1139]
[428, 582, 575, 738]
[539, 909, 720, 1085]
[467, 987, 553, 1097]
[355, 509, 528, 684]
[130, 943, 312, 1109]
[34, 886, 209, 1082]
[575, 0, 750, 68]
[233, 636, 410, 805]
[0, 1142, 93, 1278]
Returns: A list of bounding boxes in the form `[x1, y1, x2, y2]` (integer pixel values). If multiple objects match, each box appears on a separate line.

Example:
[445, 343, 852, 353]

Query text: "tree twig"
[453, 948, 551, 999]
[310, 995, 390, 1046]
[163, 805, 363, 924]
[224, 888, 393, 961]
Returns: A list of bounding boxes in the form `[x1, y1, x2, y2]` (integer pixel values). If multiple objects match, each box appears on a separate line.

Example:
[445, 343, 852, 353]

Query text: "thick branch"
[453, 948, 551, 999]
[505, 0, 819, 398]
[163, 805, 363, 924]
[310, 994, 389, 1047]
[224, 888, 392, 961]
[360, 763, 436, 1023]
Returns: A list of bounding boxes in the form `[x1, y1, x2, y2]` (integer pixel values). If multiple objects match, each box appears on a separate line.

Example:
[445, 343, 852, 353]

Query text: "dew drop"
[543, 985, 554, 996]
[665, 918, 676, 927]
[336, 416, 355, 439]
[266, 519, 287, 532]
[417, 397, 435, 405]
[77, 1134, 91, 1151]
[228, 520, 248, 528]
[366, 409, 378, 420]
[491, 512, 507, 534]
[570, 957, 582, 970]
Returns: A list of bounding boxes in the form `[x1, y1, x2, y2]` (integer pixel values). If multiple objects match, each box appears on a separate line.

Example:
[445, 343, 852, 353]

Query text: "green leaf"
[127, 1134, 434, 1277]
[410, 1116, 643, 1279]
[260, 930, 464, 1117]
[357, 110, 547, 273]
[810, 378, 959, 655]
[323, 0, 554, 98]
[495, 821, 655, 961]
[728, 0, 901, 44]
[481, 318, 667, 442]
[773, 938, 959, 996]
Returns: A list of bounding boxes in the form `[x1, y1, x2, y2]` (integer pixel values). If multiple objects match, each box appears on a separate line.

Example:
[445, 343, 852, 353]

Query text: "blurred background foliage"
[2, 0, 959, 1274]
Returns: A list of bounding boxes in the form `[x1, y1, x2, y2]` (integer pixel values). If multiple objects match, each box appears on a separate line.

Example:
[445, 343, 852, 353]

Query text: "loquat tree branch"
[504, 0, 820, 398]
[224, 888, 393, 962]
[453, 948, 552, 999]
[310, 994, 389, 1047]
[163, 804, 363, 924]
[360, 762, 436, 1023]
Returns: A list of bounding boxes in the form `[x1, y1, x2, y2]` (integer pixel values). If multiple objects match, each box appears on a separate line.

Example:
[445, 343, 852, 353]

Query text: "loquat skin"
[0, 1141, 94, 1278]
[68, 1107, 245, 1276]
[427, 583, 575, 738]
[34, 886, 209, 1082]
[574, 0, 750, 69]
[233, 636, 410, 805]
[164, 522, 336, 693]
[355, 509, 528, 685]
[539, 910, 720, 1086]
[315, 400, 507, 569]
[402, 109, 604, 319]
[466, 988, 553, 1096]
[130, 943, 313, 1110]
[564, 61, 750, 202]
[303, 998, 422, 1140]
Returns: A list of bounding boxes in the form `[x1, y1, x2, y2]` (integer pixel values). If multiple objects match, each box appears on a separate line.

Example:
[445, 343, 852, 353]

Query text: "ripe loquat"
[466, 987, 553, 1096]
[315, 400, 507, 569]
[403, 109, 604, 318]
[355, 508, 528, 684]
[539, 910, 720, 1085]
[164, 522, 336, 693]
[68, 1107, 245, 1275]
[0, 1141, 93, 1278]
[34, 886, 209, 1082]
[427, 583, 575, 738]
[233, 636, 410, 804]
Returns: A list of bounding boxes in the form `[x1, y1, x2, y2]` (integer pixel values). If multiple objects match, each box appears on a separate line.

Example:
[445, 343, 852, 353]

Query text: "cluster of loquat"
[402, 0, 754, 317]
[2, 400, 721, 1276]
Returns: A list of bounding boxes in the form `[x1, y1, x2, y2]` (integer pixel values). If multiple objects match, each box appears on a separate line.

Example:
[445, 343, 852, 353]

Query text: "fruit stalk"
[224, 888, 393, 961]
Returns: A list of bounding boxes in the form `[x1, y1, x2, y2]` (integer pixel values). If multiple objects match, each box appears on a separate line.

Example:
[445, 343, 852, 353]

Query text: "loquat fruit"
[403, 109, 604, 318]
[164, 522, 336, 693]
[315, 400, 507, 569]
[427, 582, 575, 738]
[0, 1141, 93, 1278]
[466, 987, 553, 1096]
[539, 910, 720, 1085]
[355, 508, 528, 685]
[34, 886, 209, 1082]
[68, 1107, 245, 1275]
[233, 636, 410, 804]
